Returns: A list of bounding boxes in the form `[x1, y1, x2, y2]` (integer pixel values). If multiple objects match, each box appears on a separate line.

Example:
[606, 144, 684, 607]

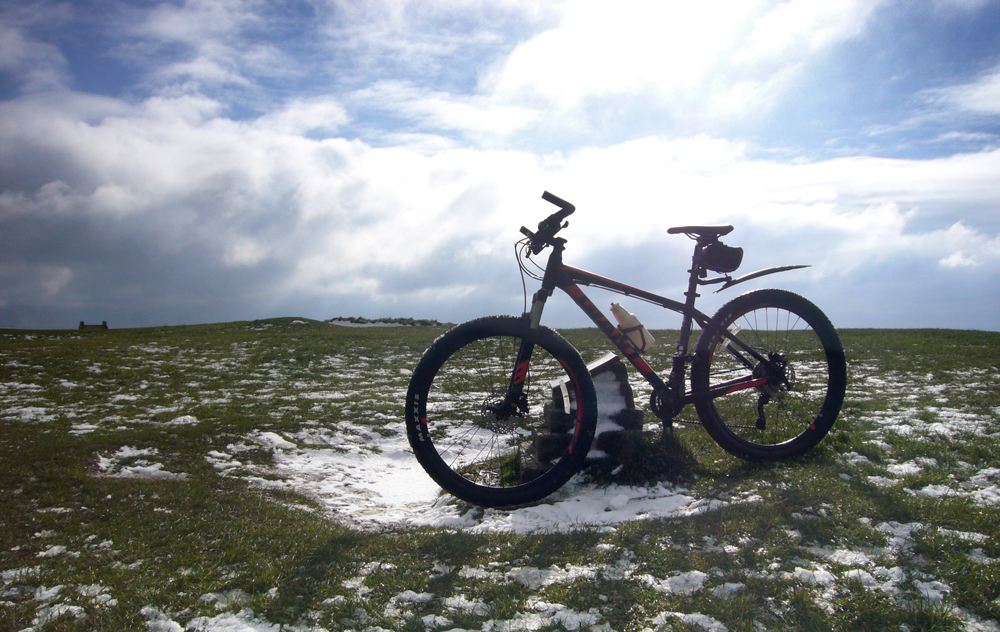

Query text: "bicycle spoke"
[694, 290, 844, 459]
[416, 332, 574, 489]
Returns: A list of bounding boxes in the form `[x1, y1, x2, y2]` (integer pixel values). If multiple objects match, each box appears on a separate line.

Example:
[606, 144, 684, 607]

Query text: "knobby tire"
[405, 316, 597, 507]
[692, 289, 847, 460]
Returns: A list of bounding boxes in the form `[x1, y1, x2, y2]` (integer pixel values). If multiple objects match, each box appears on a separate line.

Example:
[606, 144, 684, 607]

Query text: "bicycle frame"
[509, 237, 782, 424]
[406, 195, 845, 505]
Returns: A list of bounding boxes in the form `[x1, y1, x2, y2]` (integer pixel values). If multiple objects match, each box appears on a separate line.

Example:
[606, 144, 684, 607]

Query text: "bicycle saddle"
[667, 225, 734, 238]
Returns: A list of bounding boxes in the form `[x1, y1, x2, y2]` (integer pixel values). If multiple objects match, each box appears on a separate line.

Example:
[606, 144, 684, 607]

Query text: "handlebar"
[520, 191, 575, 254]
[541, 191, 575, 219]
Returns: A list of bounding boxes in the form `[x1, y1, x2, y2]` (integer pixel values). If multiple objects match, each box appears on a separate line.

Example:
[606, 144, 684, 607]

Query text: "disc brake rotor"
[479, 394, 526, 434]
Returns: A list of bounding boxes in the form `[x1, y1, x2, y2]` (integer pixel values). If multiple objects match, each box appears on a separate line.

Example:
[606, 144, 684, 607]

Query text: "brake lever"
[521, 214, 568, 255]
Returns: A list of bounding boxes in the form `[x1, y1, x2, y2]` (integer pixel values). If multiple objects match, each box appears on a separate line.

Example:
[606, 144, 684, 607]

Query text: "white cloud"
[931, 64, 1000, 116]
[1, 0, 998, 328]
[119, 0, 307, 94]
[940, 252, 979, 268]
[1, 85, 998, 328]
[0, 91, 546, 317]
[486, 1, 752, 105]
[133, 0, 258, 45]
[351, 81, 538, 138]
[735, 0, 875, 63]
[0, 8, 70, 92]
[152, 57, 252, 89]
[223, 237, 269, 268]
[481, 0, 882, 124]
[257, 98, 350, 137]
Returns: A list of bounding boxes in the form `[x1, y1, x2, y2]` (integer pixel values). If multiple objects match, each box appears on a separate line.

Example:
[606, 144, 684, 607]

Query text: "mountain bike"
[405, 192, 847, 507]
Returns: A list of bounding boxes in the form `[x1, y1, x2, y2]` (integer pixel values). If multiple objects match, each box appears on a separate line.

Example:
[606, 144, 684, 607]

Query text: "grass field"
[1, 320, 999, 631]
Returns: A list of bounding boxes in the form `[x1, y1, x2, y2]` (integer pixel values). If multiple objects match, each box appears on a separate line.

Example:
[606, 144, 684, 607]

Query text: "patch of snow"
[2, 566, 40, 584]
[443, 594, 491, 616]
[200, 589, 251, 611]
[842, 452, 871, 466]
[7, 406, 55, 423]
[392, 590, 434, 604]
[877, 521, 924, 552]
[915, 579, 951, 601]
[710, 583, 745, 598]
[96, 446, 187, 480]
[787, 566, 835, 587]
[32, 602, 85, 627]
[968, 549, 999, 565]
[866, 475, 900, 488]
[78, 584, 116, 606]
[818, 548, 873, 567]
[972, 486, 1000, 506]
[37, 545, 68, 558]
[906, 484, 958, 498]
[887, 461, 925, 476]
[507, 564, 599, 590]
[651, 611, 729, 632]
[142, 606, 184, 632]
[484, 600, 603, 632]
[328, 320, 398, 327]
[34, 585, 64, 601]
[183, 610, 286, 631]
[639, 570, 708, 596]
[253, 431, 297, 451]
[938, 528, 988, 543]
[229, 422, 712, 534]
[844, 569, 879, 588]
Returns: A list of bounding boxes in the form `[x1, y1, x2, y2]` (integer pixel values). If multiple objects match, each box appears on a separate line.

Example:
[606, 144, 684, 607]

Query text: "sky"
[1, 0, 999, 331]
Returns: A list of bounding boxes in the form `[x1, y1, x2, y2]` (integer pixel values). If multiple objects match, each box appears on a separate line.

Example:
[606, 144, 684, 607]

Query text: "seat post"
[676, 242, 704, 355]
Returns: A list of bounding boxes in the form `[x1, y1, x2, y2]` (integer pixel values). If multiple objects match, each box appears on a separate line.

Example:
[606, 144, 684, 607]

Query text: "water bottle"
[610, 303, 656, 353]
[720, 323, 742, 350]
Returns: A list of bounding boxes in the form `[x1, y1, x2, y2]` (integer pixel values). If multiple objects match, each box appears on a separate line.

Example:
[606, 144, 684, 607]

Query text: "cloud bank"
[1, 0, 998, 329]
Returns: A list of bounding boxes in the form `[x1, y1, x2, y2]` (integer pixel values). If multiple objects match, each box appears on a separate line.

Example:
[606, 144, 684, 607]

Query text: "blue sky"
[1, 0, 999, 330]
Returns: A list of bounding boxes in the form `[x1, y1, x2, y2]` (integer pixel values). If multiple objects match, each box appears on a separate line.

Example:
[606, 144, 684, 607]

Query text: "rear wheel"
[692, 289, 846, 460]
[405, 316, 597, 507]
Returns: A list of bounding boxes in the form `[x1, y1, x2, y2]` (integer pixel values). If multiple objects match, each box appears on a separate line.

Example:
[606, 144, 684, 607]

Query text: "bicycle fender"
[716, 265, 809, 292]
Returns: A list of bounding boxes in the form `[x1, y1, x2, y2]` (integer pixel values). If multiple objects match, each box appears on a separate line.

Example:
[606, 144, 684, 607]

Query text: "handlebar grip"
[541, 191, 575, 216]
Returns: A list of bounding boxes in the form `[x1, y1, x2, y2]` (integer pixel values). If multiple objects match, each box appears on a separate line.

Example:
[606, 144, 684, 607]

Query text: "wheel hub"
[480, 394, 525, 434]
[753, 352, 794, 396]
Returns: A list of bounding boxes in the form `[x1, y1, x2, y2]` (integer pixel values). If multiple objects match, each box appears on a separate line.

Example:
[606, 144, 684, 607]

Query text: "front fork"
[500, 288, 553, 415]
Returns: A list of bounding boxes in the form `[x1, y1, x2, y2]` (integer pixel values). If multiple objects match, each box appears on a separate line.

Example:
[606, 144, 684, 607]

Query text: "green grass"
[2, 321, 999, 631]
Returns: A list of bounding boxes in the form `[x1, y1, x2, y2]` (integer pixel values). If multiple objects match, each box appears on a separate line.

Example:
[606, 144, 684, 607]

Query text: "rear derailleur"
[753, 352, 794, 430]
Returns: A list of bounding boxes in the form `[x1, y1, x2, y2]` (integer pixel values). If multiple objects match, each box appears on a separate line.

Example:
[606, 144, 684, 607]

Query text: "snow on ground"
[5, 333, 1000, 632]
[206, 422, 715, 534]
[169, 359, 1000, 632]
[196, 362, 726, 534]
[97, 446, 188, 480]
[195, 362, 1000, 535]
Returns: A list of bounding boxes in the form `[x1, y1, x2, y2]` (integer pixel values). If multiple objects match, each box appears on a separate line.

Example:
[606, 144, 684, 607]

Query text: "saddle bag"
[702, 242, 743, 273]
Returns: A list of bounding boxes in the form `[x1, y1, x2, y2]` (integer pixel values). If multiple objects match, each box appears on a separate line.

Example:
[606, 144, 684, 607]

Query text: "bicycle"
[405, 192, 847, 507]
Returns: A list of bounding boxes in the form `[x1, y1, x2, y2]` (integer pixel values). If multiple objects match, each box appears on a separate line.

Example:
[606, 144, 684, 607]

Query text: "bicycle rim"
[694, 290, 845, 459]
[407, 318, 595, 506]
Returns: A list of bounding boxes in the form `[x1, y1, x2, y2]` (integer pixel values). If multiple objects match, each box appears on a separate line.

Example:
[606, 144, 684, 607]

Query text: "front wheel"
[405, 316, 597, 507]
[692, 289, 847, 460]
